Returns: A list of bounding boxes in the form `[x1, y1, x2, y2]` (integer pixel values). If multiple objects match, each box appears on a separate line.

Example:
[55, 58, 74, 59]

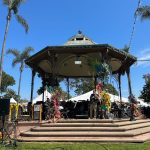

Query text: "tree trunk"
[0, 11, 11, 92]
[30, 70, 35, 103]
[18, 64, 23, 101]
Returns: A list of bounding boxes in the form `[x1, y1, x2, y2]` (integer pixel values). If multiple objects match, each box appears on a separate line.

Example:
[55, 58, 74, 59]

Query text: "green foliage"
[2, 142, 150, 150]
[1, 71, 15, 93]
[103, 83, 119, 96]
[37, 85, 71, 100]
[7, 47, 34, 97]
[143, 74, 150, 82]
[3, 0, 28, 33]
[121, 45, 130, 53]
[69, 78, 95, 95]
[140, 74, 150, 103]
[19, 98, 28, 103]
[16, 14, 29, 33]
[136, 6, 150, 21]
[3, 88, 19, 99]
[7, 47, 34, 67]
[88, 58, 111, 77]
[69, 78, 118, 96]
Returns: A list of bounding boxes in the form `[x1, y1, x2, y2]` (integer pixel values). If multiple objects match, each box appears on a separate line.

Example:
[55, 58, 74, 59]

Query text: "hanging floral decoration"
[88, 58, 112, 83]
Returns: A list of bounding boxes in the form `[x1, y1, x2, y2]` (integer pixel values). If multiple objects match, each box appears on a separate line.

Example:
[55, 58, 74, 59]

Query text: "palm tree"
[7, 47, 34, 101]
[0, 0, 29, 91]
[136, 6, 150, 20]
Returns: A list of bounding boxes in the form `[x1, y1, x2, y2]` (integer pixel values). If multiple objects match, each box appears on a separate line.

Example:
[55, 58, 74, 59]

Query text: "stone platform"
[18, 119, 150, 143]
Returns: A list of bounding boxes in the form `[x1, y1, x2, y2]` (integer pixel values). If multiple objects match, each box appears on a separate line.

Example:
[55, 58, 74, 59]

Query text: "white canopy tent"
[33, 90, 52, 104]
[69, 90, 149, 106]
[137, 99, 149, 107]
[69, 90, 129, 103]
[10, 97, 17, 104]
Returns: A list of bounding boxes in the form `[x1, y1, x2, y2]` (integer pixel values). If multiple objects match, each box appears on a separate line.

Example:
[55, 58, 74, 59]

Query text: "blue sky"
[0, 0, 150, 100]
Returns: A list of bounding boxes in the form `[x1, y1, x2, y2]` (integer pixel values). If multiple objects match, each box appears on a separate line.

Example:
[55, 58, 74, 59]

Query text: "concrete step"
[20, 131, 136, 137]
[126, 126, 150, 136]
[121, 122, 150, 130]
[57, 119, 125, 123]
[19, 119, 150, 143]
[31, 126, 125, 132]
[17, 136, 145, 143]
[115, 119, 150, 127]
[56, 118, 143, 123]
[41, 119, 150, 128]
[31, 122, 150, 132]
[41, 122, 119, 127]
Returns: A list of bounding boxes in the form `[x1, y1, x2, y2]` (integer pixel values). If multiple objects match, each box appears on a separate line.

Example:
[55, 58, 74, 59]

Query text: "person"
[44, 98, 52, 120]
[89, 90, 99, 119]
[129, 94, 137, 121]
[27, 102, 32, 119]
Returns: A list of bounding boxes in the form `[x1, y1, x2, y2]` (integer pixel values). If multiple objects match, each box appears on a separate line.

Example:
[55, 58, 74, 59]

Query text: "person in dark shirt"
[89, 90, 99, 119]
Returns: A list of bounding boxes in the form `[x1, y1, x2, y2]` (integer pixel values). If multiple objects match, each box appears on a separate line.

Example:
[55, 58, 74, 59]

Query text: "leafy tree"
[139, 74, 150, 103]
[1, 71, 15, 93]
[7, 47, 34, 98]
[37, 85, 71, 100]
[0, 0, 29, 90]
[19, 98, 28, 103]
[103, 84, 119, 96]
[68, 78, 118, 96]
[3, 88, 19, 100]
[69, 78, 95, 95]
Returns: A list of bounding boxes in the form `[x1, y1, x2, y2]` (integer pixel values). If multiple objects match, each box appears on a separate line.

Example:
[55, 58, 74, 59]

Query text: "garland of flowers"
[96, 82, 111, 112]
[101, 91, 111, 112]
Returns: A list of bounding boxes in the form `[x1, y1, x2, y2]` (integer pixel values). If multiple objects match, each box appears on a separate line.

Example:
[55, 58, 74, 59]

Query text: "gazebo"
[25, 31, 137, 103]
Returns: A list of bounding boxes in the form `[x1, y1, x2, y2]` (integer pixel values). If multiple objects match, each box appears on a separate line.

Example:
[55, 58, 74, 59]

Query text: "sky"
[0, 0, 150, 100]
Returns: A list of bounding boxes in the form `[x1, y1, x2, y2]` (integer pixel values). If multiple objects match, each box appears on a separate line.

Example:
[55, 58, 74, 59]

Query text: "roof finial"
[78, 30, 82, 34]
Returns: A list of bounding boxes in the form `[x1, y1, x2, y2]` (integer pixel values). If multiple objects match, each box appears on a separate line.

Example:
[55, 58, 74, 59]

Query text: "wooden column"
[30, 70, 36, 103]
[42, 80, 46, 102]
[94, 76, 97, 90]
[118, 73, 122, 102]
[67, 78, 70, 100]
[126, 68, 135, 121]
[126, 68, 132, 96]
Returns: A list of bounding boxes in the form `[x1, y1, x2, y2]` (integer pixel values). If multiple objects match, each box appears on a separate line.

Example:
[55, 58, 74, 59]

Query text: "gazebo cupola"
[64, 31, 95, 45]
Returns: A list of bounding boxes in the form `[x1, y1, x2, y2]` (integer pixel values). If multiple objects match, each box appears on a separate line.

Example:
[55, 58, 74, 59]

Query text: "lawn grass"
[0, 142, 150, 150]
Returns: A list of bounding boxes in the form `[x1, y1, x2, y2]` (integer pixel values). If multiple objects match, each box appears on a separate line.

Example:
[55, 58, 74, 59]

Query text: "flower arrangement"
[101, 91, 111, 112]
[87, 58, 111, 83]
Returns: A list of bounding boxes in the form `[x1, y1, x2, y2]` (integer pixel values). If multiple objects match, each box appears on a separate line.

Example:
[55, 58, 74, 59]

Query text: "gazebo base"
[18, 118, 150, 143]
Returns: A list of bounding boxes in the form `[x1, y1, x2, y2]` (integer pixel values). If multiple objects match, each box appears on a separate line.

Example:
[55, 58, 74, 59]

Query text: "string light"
[128, 0, 142, 50]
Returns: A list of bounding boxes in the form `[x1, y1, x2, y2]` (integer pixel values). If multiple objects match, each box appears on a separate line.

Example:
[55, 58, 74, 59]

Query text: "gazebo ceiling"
[25, 32, 137, 78]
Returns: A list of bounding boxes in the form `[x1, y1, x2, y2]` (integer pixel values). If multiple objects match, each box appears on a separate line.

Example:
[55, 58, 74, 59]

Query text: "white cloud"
[135, 48, 150, 67]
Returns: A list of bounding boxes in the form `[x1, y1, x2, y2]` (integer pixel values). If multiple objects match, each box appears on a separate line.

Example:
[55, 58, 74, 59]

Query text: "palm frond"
[121, 45, 130, 53]
[15, 14, 29, 33]
[12, 57, 21, 67]
[136, 6, 150, 21]
[11, 0, 25, 9]
[20, 47, 34, 60]
[3, 0, 10, 6]
[7, 49, 20, 57]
